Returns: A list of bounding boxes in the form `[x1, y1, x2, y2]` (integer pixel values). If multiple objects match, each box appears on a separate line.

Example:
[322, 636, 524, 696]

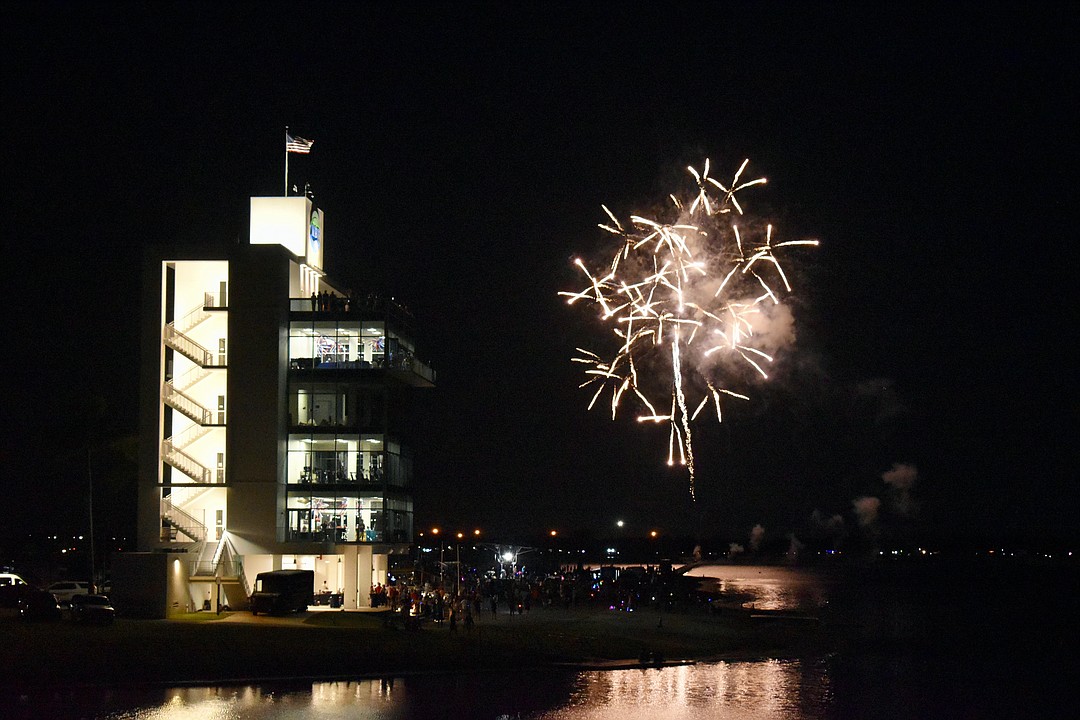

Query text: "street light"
[549, 530, 559, 573]
[431, 528, 443, 588]
[456, 532, 464, 595]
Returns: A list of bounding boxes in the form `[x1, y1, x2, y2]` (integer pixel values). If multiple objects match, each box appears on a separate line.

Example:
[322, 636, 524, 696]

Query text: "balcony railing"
[280, 527, 411, 544]
[163, 382, 214, 425]
[190, 558, 243, 578]
[160, 498, 206, 542]
[204, 291, 227, 309]
[162, 439, 212, 484]
[289, 350, 434, 384]
[289, 294, 414, 323]
[164, 324, 214, 366]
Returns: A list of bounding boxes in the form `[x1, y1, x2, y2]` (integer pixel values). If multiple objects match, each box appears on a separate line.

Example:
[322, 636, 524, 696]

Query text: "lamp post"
[432, 527, 443, 589]
[550, 530, 558, 574]
[455, 532, 464, 596]
[415, 533, 423, 586]
[87, 448, 97, 593]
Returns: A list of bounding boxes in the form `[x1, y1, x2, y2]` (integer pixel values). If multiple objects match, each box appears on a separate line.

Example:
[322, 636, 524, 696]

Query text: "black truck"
[249, 569, 314, 615]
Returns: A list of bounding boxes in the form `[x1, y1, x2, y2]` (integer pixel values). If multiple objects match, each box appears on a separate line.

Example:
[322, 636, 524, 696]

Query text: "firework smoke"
[562, 159, 817, 499]
[749, 523, 766, 551]
[853, 496, 881, 529]
[882, 462, 918, 516]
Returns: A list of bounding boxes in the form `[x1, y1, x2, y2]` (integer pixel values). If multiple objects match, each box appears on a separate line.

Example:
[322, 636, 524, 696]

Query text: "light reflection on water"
[100, 659, 830, 720]
[545, 660, 829, 720]
[681, 564, 833, 611]
[29, 562, 1074, 720]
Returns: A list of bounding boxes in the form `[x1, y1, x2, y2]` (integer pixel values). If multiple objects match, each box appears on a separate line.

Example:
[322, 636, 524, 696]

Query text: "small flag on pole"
[286, 134, 314, 154]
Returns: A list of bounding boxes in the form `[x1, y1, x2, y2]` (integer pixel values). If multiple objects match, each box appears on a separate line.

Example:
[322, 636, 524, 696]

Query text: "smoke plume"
[882, 462, 918, 516]
[749, 524, 765, 551]
[852, 496, 881, 528]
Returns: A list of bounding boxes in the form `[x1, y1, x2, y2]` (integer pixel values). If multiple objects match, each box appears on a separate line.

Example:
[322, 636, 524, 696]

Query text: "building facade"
[134, 196, 434, 614]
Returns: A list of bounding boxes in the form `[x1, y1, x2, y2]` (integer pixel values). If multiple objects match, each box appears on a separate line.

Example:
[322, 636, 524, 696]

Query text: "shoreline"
[1, 601, 838, 692]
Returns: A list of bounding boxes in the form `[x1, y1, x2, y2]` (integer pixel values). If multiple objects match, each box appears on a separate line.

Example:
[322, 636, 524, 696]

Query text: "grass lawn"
[0, 604, 835, 689]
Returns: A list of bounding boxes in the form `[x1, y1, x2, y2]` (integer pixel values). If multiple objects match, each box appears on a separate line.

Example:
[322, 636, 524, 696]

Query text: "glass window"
[285, 492, 388, 542]
[290, 384, 350, 428]
[290, 319, 395, 370]
[287, 434, 360, 484]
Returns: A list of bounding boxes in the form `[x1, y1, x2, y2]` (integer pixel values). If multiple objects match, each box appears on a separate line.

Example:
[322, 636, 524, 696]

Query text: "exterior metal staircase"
[162, 440, 212, 484]
[160, 497, 207, 542]
[172, 365, 211, 393]
[169, 483, 215, 511]
[164, 302, 223, 367]
[162, 384, 214, 425]
[162, 422, 214, 484]
[189, 535, 251, 608]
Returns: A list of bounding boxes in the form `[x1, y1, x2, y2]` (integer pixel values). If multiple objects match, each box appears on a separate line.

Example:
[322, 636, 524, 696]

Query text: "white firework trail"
[560, 159, 817, 499]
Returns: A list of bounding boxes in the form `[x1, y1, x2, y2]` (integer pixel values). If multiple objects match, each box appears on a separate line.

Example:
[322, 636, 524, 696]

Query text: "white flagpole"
[284, 126, 289, 196]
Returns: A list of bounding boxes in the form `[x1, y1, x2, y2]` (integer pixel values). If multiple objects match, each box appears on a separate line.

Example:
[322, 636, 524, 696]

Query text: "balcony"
[280, 526, 410, 544]
[288, 352, 434, 387]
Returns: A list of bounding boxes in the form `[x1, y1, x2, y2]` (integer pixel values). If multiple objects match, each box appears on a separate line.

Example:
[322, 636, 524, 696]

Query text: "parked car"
[0, 572, 29, 588]
[0, 573, 31, 615]
[46, 581, 90, 605]
[18, 586, 62, 622]
[69, 594, 115, 624]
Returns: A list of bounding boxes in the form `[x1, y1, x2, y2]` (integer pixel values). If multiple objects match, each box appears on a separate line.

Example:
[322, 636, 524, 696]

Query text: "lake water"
[15, 560, 1078, 719]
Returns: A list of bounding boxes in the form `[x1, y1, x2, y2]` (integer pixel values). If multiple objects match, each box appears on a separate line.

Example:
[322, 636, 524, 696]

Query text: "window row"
[287, 434, 411, 488]
[288, 319, 419, 373]
[283, 495, 412, 543]
[289, 387, 385, 429]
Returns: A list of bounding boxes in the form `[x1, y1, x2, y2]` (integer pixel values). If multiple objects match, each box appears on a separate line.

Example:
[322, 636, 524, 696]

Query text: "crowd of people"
[367, 570, 631, 631]
[308, 289, 413, 319]
[356, 565, 691, 633]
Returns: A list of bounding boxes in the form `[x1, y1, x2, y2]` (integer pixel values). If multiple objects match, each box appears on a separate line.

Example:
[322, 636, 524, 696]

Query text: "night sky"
[3, 2, 1077, 548]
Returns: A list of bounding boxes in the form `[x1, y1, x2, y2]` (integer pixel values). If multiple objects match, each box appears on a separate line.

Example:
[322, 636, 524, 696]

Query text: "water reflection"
[681, 564, 833, 611]
[76, 660, 830, 720]
[544, 660, 829, 719]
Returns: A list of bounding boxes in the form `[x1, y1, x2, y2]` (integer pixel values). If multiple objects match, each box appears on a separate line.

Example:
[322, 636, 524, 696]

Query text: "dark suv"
[69, 594, 115, 624]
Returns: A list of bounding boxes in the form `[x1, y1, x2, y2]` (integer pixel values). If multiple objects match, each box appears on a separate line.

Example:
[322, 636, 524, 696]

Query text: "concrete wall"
[112, 552, 170, 619]
[166, 554, 194, 616]
[226, 244, 292, 550]
[137, 256, 167, 552]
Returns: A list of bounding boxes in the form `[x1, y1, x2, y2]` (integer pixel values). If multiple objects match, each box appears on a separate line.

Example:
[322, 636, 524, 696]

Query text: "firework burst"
[561, 159, 817, 500]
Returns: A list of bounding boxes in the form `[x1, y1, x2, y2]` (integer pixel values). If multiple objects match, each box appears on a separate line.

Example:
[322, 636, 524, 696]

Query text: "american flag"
[286, 133, 314, 154]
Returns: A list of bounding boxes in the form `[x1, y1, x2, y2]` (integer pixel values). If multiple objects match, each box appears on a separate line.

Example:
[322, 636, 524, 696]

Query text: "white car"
[0, 572, 29, 588]
[46, 581, 90, 605]
[0, 573, 32, 616]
